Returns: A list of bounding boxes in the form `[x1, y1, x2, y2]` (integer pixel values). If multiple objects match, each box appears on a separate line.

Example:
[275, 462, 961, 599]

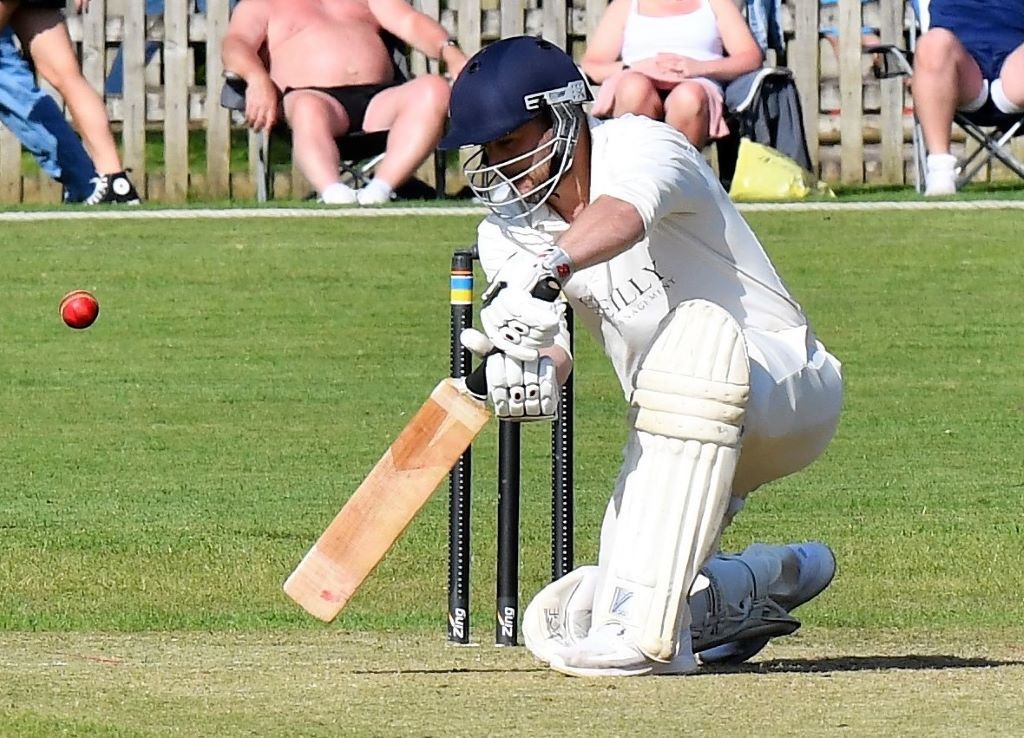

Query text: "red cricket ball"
[60, 289, 100, 329]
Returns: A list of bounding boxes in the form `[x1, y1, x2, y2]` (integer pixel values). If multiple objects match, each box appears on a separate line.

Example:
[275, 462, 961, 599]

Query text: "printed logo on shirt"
[578, 260, 676, 324]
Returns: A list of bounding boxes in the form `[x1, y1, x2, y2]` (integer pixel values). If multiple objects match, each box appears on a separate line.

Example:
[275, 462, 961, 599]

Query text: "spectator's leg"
[13, 9, 124, 173]
[361, 75, 450, 196]
[664, 81, 712, 149]
[28, 97, 99, 201]
[0, 26, 96, 199]
[992, 43, 1024, 113]
[282, 89, 353, 198]
[610, 71, 663, 119]
[912, 28, 985, 155]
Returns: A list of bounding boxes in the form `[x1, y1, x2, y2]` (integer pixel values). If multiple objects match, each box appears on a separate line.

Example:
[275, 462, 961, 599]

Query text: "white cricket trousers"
[732, 324, 843, 499]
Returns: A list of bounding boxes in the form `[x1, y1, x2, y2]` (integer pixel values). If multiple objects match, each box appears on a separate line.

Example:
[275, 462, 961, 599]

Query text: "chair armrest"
[726, 66, 793, 114]
[220, 71, 248, 112]
[864, 44, 913, 79]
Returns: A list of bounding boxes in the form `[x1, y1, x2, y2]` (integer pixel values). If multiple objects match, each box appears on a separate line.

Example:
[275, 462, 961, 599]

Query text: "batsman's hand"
[479, 253, 569, 362]
[461, 328, 559, 422]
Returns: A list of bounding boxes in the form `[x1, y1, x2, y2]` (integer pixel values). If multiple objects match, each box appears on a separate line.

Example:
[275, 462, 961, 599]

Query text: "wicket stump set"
[448, 247, 575, 646]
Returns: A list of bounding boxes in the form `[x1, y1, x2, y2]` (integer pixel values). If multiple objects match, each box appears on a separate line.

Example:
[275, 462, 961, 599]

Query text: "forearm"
[697, 50, 763, 82]
[391, 13, 451, 62]
[581, 58, 629, 84]
[222, 38, 271, 84]
[555, 196, 646, 271]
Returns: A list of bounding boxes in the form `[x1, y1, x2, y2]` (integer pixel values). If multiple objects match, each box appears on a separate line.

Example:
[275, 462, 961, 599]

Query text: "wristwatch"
[440, 38, 460, 58]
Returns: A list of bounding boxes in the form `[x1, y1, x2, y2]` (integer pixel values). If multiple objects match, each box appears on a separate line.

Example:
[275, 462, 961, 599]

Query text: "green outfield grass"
[2, 209, 1023, 736]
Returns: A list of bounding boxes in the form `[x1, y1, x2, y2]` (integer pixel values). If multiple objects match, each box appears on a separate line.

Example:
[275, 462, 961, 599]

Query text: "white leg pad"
[591, 300, 749, 661]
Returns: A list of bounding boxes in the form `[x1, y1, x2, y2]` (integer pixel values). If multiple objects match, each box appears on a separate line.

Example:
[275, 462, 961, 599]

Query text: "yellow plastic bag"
[728, 138, 835, 201]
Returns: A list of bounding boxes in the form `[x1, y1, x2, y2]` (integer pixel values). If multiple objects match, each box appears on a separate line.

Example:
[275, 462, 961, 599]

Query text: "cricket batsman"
[440, 36, 845, 677]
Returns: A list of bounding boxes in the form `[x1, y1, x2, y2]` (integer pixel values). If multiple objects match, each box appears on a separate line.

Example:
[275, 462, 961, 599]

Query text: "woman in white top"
[583, 0, 763, 148]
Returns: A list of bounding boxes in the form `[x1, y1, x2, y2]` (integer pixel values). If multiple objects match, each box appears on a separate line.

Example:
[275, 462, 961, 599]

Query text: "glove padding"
[479, 286, 563, 362]
[462, 328, 559, 421]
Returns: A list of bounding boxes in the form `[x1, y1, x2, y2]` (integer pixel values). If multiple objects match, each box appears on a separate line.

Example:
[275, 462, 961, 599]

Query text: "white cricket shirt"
[477, 114, 813, 399]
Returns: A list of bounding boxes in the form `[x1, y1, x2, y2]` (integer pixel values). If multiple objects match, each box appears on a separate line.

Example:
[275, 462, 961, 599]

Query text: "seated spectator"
[0, 0, 141, 203]
[222, 0, 467, 205]
[0, 26, 98, 202]
[913, 0, 1024, 195]
[582, 0, 762, 149]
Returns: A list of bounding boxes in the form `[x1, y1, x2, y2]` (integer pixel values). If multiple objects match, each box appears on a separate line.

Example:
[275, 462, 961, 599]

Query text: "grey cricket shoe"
[698, 541, 837, 665]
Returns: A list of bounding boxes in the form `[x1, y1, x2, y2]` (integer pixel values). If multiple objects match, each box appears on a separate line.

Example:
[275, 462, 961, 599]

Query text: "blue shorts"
[929, 0, 1024, 81]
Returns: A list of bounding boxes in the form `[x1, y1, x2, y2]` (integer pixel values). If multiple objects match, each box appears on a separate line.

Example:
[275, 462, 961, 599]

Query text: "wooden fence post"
[838, 0, 864, 184]
[206, 0, 232, 199]
[122, 0, 147, 194]
[791, 0, 821, 175]
[164, 0, 189, 201]
[877, 0, 905, 184]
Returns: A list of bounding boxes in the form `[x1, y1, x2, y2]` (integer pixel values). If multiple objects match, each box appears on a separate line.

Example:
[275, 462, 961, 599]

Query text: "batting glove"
[461, 328, 559, 421]
[479, 250, 570, 362]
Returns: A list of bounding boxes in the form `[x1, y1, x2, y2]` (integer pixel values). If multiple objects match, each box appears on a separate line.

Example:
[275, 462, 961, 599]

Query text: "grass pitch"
[2, 208, 1023, 736]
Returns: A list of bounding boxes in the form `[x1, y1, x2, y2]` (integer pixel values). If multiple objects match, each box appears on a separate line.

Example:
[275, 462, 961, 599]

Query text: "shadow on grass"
[720, 654, 1024, 674]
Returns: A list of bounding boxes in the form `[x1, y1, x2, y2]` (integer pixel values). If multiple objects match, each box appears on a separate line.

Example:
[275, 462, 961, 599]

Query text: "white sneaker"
[522, 566, 598, 665]
[924, 154, 958, 196]
[699, 542, 836, 665]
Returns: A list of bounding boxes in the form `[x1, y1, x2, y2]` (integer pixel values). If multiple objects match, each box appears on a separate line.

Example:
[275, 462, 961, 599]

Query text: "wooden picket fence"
[0, 0, 1020, 203]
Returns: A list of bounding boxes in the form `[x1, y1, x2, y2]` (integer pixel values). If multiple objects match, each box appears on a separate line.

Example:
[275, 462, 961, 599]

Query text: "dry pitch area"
[3, 629, 1023, 737]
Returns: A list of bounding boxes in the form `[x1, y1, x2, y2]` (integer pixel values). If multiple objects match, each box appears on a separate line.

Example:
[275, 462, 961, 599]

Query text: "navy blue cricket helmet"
[440, 36, 593, 220]
[440, 36, 591, 150]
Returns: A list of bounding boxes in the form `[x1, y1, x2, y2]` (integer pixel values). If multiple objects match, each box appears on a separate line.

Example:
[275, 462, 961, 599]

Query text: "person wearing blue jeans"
[1, 0, 140, 203]
[0, 26, 97, 202]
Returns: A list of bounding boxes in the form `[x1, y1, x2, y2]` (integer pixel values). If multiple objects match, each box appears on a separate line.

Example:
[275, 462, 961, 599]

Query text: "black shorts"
[282, 82, 400, 134]
[17, 0, 67, 9]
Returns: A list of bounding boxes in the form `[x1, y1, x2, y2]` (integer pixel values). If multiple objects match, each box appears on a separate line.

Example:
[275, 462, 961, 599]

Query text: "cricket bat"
[283, 277, 560, 622]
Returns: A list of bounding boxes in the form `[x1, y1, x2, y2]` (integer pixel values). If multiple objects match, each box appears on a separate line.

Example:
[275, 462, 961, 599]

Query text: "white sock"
[991, 78, 1024, 114]
[356, 178, 394, 205]
[959, 79, 989, 113]
[320, 182, 357, 204]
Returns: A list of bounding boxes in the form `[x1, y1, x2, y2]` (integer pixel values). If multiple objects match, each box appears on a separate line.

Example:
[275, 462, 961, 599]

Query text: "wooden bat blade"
[283, 378, 490, 621]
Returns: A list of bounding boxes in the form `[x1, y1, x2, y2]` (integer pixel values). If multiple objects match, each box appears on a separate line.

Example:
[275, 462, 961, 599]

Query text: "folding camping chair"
[716, 66, 813, 189]
[868, 0, 1024, 192]
[709, 0, 814, 187]
[220, 34, 446, 202]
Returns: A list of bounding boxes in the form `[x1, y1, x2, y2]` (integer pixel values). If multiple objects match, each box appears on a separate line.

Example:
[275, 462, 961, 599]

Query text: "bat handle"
[464, 276, 562, 398]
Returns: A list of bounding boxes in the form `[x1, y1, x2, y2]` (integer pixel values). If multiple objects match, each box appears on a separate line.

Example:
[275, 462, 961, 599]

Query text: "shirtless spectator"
[222, 0, 467, 205]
